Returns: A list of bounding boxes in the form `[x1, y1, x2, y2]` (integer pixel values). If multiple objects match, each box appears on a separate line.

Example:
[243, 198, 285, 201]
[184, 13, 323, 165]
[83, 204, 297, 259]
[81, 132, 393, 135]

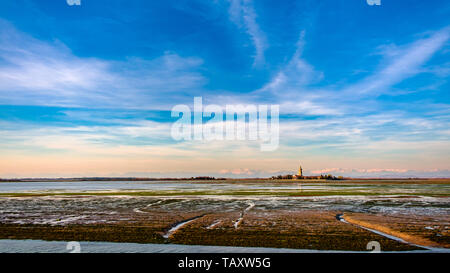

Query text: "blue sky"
[0, 0, 449, 178]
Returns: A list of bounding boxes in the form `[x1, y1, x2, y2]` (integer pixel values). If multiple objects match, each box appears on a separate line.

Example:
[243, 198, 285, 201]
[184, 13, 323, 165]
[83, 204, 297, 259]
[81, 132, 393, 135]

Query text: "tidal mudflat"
[0, 179, 448, 252]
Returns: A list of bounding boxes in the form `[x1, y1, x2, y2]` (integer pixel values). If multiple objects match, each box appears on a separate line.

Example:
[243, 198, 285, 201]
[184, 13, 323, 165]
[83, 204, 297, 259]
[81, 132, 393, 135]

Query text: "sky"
[0, 0, 449, 178]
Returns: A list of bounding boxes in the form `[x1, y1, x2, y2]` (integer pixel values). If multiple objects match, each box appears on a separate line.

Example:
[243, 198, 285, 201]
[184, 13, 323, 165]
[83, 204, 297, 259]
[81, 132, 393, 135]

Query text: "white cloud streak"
[0, 20, 206, 108]
[228, 0, 267, 66]
[346, 27, 450, 95]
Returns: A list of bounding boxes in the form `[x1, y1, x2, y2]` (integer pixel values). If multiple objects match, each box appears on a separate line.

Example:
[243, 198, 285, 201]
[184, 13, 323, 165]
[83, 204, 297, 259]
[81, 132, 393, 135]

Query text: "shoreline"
[0, 180, 447, 252]
[1, 178, 450, 184]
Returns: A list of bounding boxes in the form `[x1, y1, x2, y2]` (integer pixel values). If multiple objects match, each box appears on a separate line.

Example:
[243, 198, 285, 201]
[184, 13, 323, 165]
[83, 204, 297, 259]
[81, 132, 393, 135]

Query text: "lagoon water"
[0, 180, 447, 195]
[1, 180, 449, 220]
[1, 239, 447, 253]
[0, 239, 326, 253]
[0, 180, 303, 192]
[0, 181, 204, 192]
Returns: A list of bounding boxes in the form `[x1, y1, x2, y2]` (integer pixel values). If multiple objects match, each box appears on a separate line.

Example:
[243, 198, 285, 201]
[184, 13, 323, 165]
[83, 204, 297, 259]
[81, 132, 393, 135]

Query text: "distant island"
[0, 177, 226, 182]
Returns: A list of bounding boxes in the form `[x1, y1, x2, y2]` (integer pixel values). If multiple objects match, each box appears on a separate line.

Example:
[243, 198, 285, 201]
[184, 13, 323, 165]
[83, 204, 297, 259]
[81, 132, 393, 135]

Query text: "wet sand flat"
[168, 210, 420, 251]
[0, 209, 421, 251]
[343, 212, 449, 248]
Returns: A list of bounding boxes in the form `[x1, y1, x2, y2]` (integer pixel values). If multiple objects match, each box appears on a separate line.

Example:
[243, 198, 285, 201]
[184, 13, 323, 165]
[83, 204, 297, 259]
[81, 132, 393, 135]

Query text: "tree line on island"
[270, 174, 344, 180]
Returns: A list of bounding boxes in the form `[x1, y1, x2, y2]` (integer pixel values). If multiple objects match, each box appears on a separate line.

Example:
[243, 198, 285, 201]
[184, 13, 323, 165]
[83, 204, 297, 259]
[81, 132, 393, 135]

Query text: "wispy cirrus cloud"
[345, 27, 450, 96]
[227, 0, 267, 66]
[0, 20, 206, 108]
[246, 27, 450, 117]
[258, 31, 323, 94]
[248, 30, 334, 115]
